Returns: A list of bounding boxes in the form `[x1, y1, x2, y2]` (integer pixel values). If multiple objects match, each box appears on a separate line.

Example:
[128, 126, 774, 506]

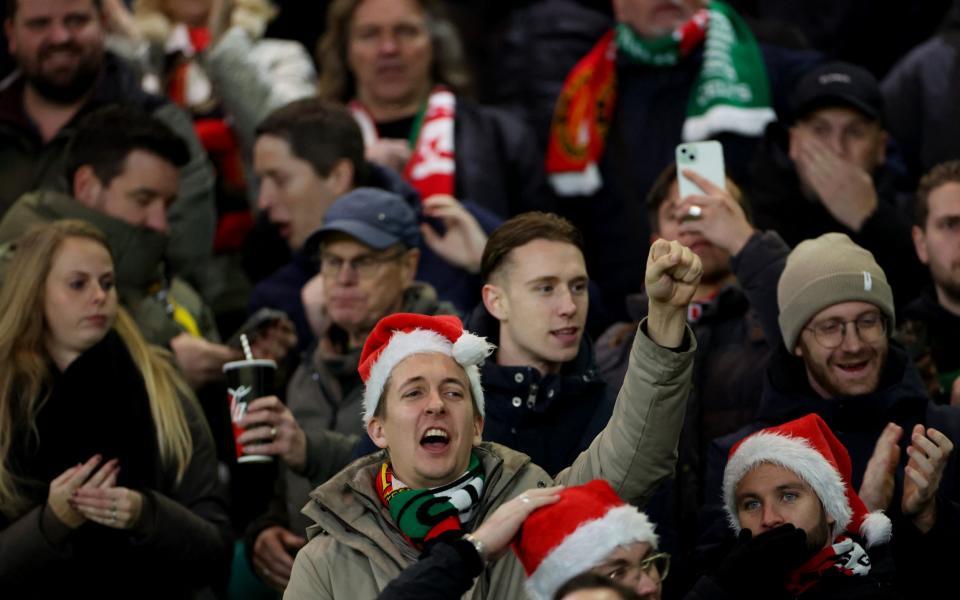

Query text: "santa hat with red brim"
[358, 313, 495, 425]
[723, 413, 892, 548]
[512, 480, 659, 600]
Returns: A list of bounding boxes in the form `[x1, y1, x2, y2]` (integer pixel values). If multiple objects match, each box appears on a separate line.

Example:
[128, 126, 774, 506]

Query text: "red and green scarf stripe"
[375, 452, 485, 549]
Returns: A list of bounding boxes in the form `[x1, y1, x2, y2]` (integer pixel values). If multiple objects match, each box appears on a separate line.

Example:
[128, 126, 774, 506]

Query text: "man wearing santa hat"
[687, 413, 899, 599]
[694, 232, 958, 596]
[370, 479, 667, 600]
[283, 239, 702, 599]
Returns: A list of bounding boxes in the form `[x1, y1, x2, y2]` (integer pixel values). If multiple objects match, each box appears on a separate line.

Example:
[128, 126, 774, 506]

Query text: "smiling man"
[696, 232, 960, 596]
[0, 0, 215, 290]
[283, 237, 701, 599]
[469, 212, 613, 475]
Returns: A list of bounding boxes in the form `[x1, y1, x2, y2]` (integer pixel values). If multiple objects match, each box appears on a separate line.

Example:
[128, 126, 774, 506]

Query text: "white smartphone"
[675, 141, 726, 202]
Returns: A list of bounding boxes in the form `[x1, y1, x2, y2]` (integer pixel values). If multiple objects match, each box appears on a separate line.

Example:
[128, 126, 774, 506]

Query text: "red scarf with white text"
[350, 87, 456, 201]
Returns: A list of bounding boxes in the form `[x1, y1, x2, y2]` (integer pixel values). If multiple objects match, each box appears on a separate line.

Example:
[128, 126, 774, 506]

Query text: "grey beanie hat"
[777, 233, 895, 351]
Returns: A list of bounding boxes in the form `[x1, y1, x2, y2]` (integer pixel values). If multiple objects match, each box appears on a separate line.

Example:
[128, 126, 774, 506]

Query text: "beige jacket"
[284, 320, 695, 600]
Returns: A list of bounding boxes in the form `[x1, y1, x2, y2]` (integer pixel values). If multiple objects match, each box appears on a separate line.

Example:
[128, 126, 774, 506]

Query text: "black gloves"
[714, 524, 810, 598]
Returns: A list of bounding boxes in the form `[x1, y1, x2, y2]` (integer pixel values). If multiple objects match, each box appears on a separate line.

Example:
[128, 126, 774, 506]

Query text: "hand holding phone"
[676, 141, 726, 221]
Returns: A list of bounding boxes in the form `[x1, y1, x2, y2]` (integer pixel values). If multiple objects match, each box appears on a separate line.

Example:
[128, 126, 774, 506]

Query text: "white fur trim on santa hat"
[524, 505, 658, 600]
[723, 432, 852, 542]
[361, 329, 488, 425]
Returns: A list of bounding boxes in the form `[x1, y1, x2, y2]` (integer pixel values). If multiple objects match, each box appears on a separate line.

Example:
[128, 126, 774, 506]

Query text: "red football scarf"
[351, 87, 456, 201]
[785, 536, 872, 595]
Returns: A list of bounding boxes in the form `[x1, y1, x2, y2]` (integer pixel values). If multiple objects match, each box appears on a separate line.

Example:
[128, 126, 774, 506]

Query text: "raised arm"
[557, 240, 700, 505]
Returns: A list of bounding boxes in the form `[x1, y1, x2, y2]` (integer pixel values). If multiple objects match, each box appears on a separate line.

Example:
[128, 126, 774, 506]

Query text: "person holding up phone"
[596, 158, 782, 596]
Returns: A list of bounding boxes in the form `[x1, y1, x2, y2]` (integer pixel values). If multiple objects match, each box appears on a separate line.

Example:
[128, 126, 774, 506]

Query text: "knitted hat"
[723, 413, 891, 548]
[512, 480, 659, 600]
[777, 233, 894, 351]
[358, 313, 495, 425]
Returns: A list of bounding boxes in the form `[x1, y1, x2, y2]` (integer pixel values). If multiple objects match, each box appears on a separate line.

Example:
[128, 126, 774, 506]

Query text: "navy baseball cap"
[304, 188, 421, 257]
[790, 62, 883, 123]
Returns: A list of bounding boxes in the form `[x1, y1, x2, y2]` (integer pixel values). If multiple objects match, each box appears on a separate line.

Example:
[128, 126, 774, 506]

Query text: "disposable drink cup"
[223, 359, 276, 463]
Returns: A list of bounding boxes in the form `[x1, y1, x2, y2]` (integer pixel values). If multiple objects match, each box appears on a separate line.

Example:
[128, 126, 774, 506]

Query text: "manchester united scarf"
[545, 1, 774, 195]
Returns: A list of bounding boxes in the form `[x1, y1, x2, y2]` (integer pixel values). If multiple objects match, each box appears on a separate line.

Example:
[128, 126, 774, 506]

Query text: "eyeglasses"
[805, 312, 886, 349]
[604, 552, 671, 585]
[319, 249, 405, 279]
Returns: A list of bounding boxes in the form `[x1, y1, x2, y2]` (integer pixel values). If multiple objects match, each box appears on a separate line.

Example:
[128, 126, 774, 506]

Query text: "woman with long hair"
[0, 220, 232, 597]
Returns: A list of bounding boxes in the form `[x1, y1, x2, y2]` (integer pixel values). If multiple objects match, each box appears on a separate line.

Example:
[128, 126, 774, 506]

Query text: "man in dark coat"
[472, 212, 614, 477]
[898, 161, 960, 405]
[0, 0, 215, 291]
[747, 61, 926, 311]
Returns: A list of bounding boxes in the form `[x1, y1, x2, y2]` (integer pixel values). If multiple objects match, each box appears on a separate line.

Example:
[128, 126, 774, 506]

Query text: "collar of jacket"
[902, 286, 960, 325]
[758, 341, 929, 429]
[14, 190, 168, 300]
[303, 441, 538, 570]
[466, 302, 605, 409]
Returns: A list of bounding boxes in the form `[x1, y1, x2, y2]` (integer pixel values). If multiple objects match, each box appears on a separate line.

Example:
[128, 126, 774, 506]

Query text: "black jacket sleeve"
[730, 231, 790, 350]
[376, 538, 484, 600]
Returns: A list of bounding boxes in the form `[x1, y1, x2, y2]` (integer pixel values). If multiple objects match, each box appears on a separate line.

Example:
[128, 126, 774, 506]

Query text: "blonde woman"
[0, 221, 232, 597]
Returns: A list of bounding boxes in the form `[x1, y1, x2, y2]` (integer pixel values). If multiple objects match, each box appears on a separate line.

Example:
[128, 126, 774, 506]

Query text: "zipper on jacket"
[526, 383, 538, 409]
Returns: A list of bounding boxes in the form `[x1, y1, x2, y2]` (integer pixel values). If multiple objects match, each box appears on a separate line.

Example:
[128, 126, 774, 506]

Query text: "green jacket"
[0, 55, 216, 292]
[0, 190, 219, 347]
[284, 320, 695, 600]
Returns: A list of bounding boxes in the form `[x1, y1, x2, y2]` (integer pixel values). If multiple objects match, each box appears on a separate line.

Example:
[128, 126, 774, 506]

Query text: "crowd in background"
[1, 1, 959, 599]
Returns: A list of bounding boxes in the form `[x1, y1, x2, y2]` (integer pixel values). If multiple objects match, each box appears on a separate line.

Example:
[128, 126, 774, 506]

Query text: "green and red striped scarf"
[375, 452, 485, 549]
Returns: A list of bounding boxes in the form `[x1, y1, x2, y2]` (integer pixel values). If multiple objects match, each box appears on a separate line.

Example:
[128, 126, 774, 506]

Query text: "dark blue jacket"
[465, 304, 614, 477]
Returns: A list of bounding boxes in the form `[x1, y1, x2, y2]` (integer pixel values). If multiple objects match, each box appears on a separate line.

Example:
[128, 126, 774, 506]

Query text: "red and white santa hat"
[358, 313, 495, 425]
[723, 413, 892, 548]
[512, 480, 659, 600]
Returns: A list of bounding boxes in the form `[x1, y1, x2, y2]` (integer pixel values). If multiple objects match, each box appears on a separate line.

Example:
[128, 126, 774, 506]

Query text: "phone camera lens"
[690, 154, 696, 161]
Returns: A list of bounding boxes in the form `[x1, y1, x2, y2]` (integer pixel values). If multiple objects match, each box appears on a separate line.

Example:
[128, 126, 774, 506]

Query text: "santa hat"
[512, 480, 659, 600]
[358, 313, 495, 425]
[723, 413, 891, 548]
